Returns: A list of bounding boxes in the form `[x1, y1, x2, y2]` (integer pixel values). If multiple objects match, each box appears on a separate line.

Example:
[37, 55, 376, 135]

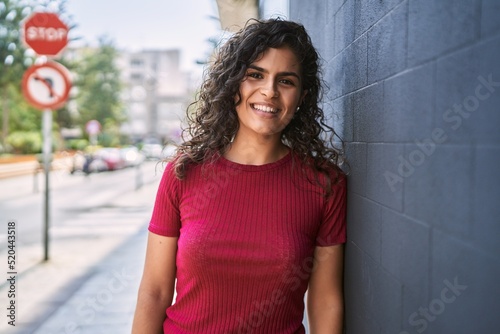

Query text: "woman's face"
[234, 47, 306, 141]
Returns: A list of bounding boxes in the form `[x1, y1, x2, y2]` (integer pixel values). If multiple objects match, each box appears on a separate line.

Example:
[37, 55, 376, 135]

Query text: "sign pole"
[22, 12, 71, 262]
[42, 108, 52, 261]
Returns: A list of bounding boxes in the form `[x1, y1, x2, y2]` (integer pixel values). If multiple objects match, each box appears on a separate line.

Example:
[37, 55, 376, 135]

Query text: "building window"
[130, 73, 143, 81]
[131, 59, 144, 67]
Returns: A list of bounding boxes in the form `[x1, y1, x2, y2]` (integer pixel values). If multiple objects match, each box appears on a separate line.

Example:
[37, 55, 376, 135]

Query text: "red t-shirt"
[149, 151, 347, 333]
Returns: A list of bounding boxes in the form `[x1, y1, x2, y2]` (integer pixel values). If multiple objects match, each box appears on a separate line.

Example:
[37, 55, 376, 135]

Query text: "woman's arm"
[307, 244, 345, 334]
[132, 232, 178, 334]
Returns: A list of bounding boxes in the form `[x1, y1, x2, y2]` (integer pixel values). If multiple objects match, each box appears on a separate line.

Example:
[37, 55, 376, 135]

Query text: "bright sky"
[65, 0, 222, 72]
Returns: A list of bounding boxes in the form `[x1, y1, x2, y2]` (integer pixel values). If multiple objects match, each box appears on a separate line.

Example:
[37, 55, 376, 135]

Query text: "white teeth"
[253, 104, 278, 113]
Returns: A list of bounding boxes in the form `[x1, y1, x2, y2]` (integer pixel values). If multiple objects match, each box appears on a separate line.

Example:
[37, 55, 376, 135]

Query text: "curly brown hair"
[174, 18, 345, 192]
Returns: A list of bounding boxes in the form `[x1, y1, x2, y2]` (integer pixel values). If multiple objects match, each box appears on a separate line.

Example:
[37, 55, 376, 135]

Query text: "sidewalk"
[0, 166, 161, 334]
[31, 228, 146, 334]
[32, 229, 147, 334]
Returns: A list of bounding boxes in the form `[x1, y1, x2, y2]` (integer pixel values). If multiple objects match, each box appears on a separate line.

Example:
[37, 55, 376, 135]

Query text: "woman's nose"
[260, 80, 278, 98]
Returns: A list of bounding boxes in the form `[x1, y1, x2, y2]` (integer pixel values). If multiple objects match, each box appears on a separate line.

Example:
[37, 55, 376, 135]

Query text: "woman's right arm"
[132, 232, 178, 334]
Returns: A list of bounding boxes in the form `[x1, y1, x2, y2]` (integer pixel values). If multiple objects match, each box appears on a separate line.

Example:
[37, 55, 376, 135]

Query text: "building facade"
[118, 49, 192, 144]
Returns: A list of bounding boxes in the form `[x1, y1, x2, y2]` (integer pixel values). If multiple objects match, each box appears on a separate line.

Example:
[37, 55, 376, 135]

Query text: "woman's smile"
[251, 103, 280, 114]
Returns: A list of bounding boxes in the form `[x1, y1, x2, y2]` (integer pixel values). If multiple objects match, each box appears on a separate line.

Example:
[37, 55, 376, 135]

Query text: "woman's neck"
[223, 134, 289, 165]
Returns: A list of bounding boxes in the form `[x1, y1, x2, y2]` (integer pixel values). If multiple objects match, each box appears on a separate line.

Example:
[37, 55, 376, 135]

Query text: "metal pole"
[42, 109, 52, 261]
[135, 162, 143, 190]
[33, 167, 39, 193]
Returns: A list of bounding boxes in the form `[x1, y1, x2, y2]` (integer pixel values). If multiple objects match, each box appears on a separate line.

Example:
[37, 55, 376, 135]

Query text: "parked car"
[70, 150, 108, 174]
[87, 157, 109, 173]
[141, 143, 163, 160]
[92, 148, 126, 171]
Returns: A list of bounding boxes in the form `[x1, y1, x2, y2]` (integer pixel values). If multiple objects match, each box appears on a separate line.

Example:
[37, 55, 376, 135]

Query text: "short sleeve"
[316, 173, 347, 246]
[148, 162, 181, 237]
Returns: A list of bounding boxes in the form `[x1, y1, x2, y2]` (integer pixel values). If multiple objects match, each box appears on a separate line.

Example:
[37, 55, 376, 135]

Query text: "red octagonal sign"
[23, 12, 69, 57]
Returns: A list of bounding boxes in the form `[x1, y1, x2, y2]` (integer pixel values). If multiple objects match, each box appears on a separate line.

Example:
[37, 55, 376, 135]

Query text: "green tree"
[5, 83, 41, 132]
[0, 0, 34, 151]
[2, 82, 42, 153]
[74, 36, 124, 145]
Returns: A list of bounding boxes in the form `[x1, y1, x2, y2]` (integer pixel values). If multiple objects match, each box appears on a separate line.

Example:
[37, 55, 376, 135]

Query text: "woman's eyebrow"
[248, 65, 301, 80]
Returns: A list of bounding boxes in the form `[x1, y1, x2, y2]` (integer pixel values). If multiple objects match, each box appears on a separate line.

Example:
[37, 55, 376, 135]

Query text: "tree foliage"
[73, 36, 125, 143]
[0, 1, 30, 85]
[4, 83, 41, 132]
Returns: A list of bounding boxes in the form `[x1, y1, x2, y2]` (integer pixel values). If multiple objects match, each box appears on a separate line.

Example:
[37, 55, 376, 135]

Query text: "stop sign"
[23, 12, 69, 56]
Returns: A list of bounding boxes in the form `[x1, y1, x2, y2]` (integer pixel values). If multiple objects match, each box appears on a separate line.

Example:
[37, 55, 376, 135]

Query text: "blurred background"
[0, 0, 288, 333]
[0, 0, 287, 158]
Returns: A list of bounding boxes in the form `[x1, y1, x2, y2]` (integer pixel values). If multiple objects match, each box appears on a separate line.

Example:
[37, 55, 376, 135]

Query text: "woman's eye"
[280, 79, 294, 86]
[247, 72, 262, 79]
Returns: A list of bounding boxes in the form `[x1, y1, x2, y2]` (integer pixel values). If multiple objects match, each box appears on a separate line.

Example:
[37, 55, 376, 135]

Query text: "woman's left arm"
[307, 244, 345, 334]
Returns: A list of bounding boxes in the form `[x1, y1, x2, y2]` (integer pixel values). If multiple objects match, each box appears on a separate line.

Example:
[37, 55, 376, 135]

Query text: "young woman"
[132, 19, 347, 334]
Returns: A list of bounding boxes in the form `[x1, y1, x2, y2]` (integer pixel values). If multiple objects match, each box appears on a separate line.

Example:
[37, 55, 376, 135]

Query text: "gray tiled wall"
[290, 0, 500, 332]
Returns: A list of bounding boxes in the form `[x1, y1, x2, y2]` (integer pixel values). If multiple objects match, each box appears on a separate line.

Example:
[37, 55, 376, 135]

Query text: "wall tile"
[403, 144, 473, 238]
[331, 94, 353, 143]
[383, 63, 435, 142]
[434, 36, 500, 145]
[352, 83, 384, 142]
[366, 143, 404, 211]
[333, 0, 355, 56]
[328, 0, 348, 19]
[481, 0, 500, 38]
[472, 146, 500, 255]
[344, 243, 382, 334]
[367, 1, 408, 83]
[430, 230, 500, 333]
[354, 0, 405, 37]
[345, 142, 366, 195]
[380, 207, 430, 298]
[342, 34, 368, 95]
[408, 0, 480, 66]
[347, 193, 381, 261]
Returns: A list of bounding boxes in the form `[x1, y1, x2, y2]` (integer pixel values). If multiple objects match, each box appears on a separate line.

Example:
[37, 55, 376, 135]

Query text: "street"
[0, 161, 163, 253]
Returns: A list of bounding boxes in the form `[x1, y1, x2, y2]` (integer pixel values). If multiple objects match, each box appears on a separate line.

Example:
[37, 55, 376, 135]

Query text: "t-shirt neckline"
[217, 150, 292, 172]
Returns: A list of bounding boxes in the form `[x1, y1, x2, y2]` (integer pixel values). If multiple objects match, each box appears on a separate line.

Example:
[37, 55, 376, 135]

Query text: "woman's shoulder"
[291, 151, 346, 192]
[164, 151, 220, 181]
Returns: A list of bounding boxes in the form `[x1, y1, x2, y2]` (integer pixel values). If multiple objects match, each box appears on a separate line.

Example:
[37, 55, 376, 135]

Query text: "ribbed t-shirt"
[148, 151, 347, 333]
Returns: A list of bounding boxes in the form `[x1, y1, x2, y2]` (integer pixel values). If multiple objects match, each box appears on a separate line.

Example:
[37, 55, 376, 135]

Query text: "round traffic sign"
[23, 12, 69, 56]
[22, 61, 71, 110]
[85, 120, 101, 135]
